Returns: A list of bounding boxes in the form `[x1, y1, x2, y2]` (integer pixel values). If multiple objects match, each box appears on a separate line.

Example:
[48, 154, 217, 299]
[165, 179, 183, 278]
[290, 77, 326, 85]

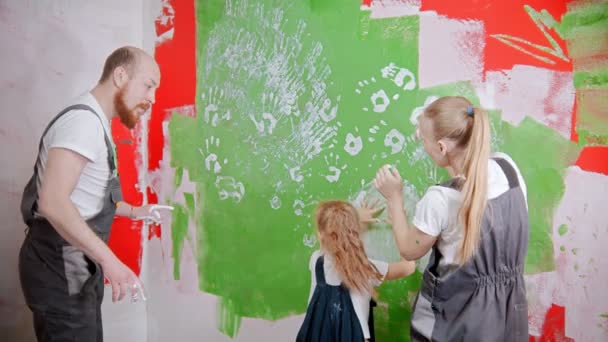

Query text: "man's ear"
[112, 66, 128, 88]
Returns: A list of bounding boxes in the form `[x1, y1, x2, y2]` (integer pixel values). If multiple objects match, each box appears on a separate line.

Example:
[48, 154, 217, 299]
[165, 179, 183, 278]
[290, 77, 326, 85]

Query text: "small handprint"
[201, 87, 232, 127]
[250, 92, 280, 135]
[199, 136, 227, 174]
[322, 152, 347, 183]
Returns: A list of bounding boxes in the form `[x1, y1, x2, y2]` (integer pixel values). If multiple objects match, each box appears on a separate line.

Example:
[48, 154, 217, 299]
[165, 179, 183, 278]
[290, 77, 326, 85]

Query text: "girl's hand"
[373, 165, 403, 202]
[356, 198, 385, 231]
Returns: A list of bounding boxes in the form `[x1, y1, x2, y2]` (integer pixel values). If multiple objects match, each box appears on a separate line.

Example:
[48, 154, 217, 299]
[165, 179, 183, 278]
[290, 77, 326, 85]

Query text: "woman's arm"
[385, 259, 416, 280]
[374, 166, 437, 260]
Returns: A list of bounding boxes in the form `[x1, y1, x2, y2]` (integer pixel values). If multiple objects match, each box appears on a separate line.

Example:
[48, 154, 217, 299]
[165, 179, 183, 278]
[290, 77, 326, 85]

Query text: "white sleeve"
[309, 250, 322, 272]
[369, 258, 389, 286]
[307, 250, 322, 303]
[46, 110, 105, 162]
[412, 187, 449, 237]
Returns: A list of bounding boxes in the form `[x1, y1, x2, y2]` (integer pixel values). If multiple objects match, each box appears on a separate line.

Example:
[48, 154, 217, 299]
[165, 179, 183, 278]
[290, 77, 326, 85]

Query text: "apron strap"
[314, 255, 327, 286]
[493, 158, 520, 189]
[368, 298, 377, 342]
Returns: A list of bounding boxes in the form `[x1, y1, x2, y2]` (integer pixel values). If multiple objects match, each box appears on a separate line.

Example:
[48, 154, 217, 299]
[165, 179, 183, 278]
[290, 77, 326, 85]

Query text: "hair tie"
[466, 105, 474, 117]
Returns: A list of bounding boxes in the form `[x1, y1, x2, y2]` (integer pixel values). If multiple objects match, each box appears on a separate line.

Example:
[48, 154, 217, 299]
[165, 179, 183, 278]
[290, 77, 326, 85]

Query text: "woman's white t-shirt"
[412, 152, 528, 275]
[307, 249, 389, 339]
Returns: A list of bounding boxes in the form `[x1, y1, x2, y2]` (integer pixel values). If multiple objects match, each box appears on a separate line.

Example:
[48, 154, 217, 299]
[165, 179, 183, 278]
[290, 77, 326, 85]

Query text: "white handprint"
[201, 87, 232, 127]
[199, 136, 227, 174]
[322, 152, 347, 183]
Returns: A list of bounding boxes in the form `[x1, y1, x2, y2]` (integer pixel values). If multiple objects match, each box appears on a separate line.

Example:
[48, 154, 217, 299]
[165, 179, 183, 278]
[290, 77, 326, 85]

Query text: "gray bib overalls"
[19, 104, 123, 342]
[411, 158, 529, 341]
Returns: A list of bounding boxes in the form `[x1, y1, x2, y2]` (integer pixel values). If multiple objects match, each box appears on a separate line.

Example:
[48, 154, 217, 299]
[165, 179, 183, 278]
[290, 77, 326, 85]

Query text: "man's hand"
[131, 204, 174, 224]
[101, 256, 146, 302]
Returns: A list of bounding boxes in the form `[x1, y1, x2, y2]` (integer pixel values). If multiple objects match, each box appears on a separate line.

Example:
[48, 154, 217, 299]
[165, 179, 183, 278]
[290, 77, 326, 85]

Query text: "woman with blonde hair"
[297, 200, 415, 342]
[374, 96, 529, 341]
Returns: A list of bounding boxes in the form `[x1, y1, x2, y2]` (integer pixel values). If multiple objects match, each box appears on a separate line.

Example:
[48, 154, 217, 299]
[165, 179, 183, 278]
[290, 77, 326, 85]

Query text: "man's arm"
[38, 147, 141, 302]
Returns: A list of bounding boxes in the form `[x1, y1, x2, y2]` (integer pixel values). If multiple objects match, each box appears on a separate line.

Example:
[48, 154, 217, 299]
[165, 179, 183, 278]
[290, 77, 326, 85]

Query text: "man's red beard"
[114, 86, 151, 129]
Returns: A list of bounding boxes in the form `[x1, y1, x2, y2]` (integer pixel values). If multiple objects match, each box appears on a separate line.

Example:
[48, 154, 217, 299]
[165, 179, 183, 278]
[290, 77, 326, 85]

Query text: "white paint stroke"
[549, 167, 608, 341]
[418, 12, 484, 89]
[206, 0, 342, 172]
[164, 104, 196, 118]
[362, 0, 422, 19]
[484, 65, 574, 138]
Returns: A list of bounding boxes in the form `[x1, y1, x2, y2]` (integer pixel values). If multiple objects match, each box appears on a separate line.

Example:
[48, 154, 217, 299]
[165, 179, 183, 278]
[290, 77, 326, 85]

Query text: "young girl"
[297, 200, 416, 342]
[373, 96, 529, 341]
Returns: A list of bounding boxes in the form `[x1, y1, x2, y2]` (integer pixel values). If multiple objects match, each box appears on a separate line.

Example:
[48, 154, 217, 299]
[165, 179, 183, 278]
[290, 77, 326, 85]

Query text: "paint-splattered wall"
[146, 0, 607, 341]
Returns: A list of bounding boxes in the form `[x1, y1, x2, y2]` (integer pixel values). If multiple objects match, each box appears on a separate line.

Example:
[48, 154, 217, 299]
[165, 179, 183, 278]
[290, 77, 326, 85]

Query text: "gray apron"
[18, 104, 123, 342]
[411, 158, 529, 342]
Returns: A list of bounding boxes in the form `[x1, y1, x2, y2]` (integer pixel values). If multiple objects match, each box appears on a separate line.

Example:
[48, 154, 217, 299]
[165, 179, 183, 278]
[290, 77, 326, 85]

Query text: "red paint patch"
[149, 0, 197, 172]
[420, 0, 571, 72]
[107, 218, 143, 274]
[571, 95, 578, 142]
[108, 118, 144, 275]
[575, 146, 608, 176]
[155, 2, 175, 38]
[147, 0, 196, 243]
[529, 304, 574, 342]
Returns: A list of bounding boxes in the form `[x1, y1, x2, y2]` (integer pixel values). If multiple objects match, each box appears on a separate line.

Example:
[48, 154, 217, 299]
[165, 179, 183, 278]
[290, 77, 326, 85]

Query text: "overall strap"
[34, 104, 115, 176]
[21, 105, 116, 226]
[493, 158, 519, 189]
[315, 256, 326, 285]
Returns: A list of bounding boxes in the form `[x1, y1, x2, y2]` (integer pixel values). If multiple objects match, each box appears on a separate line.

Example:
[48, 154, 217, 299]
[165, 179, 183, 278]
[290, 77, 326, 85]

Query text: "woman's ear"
[437, 140, 448, 156]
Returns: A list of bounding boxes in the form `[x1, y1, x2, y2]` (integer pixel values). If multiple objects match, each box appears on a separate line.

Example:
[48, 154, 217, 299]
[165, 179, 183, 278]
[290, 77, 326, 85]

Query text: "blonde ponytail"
[422, 97, 491, 264]
[458, 106, 491, 264]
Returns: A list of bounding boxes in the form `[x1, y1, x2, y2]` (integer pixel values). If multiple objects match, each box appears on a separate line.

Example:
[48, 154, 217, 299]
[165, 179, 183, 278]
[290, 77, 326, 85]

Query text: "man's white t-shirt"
[36, 92, 115, 220]
[307, 249, 389, 339]
[412, 152, 528, 275]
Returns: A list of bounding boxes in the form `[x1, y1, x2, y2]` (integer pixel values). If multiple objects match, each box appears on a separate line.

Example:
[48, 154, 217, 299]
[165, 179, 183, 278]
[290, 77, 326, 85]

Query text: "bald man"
[19, 46, 172, 341]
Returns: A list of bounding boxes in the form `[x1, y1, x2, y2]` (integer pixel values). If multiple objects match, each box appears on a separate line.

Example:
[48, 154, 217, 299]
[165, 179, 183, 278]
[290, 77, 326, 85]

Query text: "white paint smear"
[485, 65, 574, 138]
[205, 0, 342, 176]
[418, 13, 484, 89]
[362, 0, 422, 19]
